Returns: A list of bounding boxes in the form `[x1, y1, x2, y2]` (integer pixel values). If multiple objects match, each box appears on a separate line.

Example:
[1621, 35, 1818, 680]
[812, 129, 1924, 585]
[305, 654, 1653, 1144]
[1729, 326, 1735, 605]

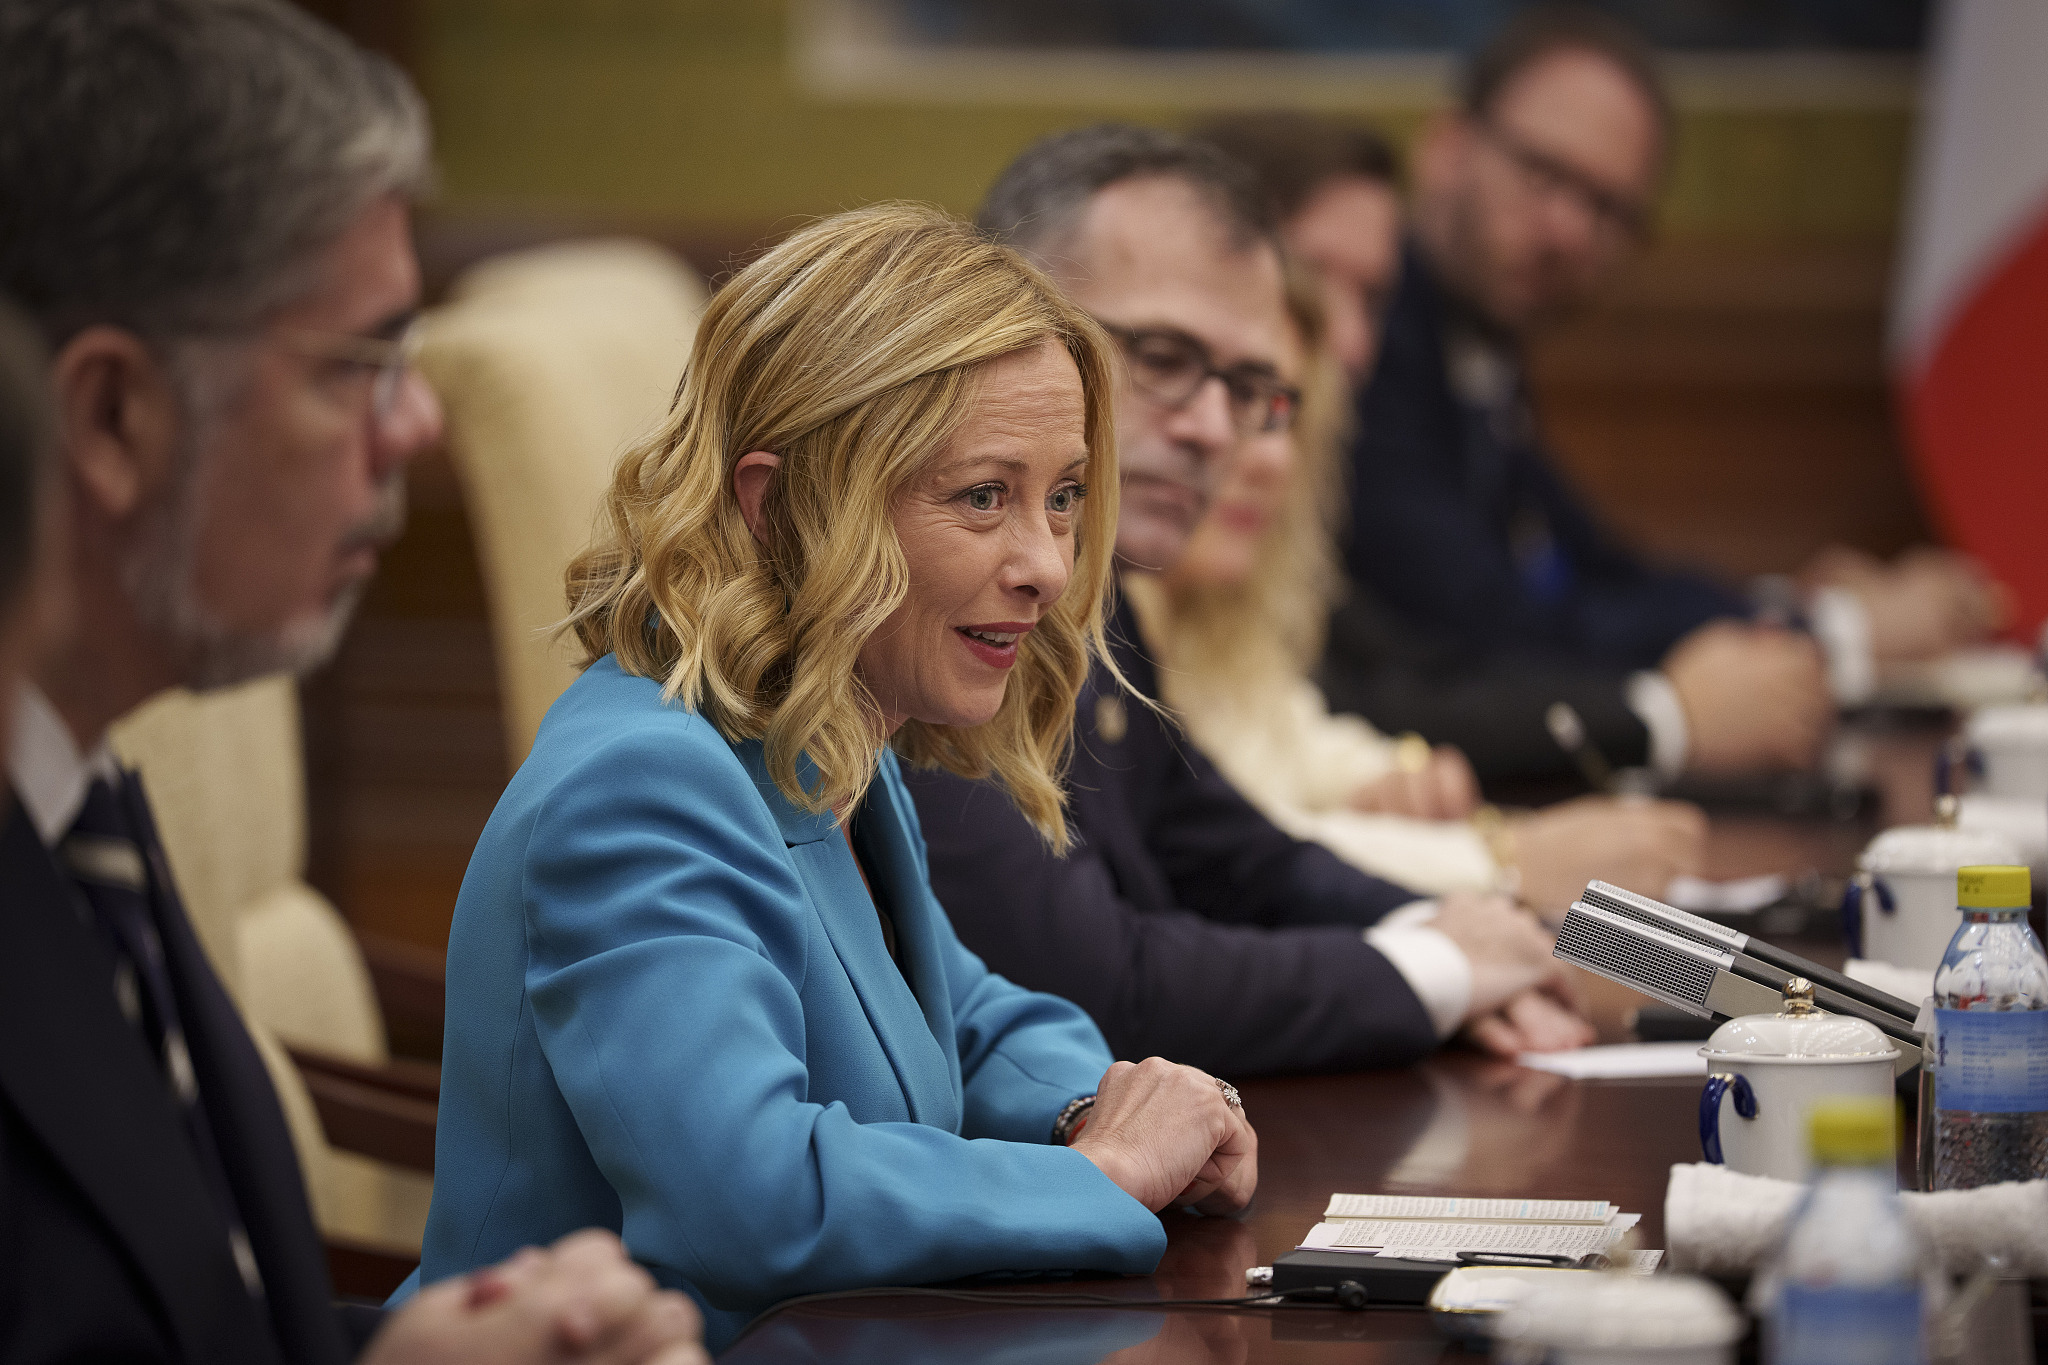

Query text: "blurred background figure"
[1326, 6, 1999, 786]
[1124, 252, 1706, 917]
[1200, 109, 1835, 791]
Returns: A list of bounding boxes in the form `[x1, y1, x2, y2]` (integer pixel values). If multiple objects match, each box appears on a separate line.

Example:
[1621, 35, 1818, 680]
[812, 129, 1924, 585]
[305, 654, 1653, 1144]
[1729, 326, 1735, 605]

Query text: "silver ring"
[1216, 1079, 1243, 1113]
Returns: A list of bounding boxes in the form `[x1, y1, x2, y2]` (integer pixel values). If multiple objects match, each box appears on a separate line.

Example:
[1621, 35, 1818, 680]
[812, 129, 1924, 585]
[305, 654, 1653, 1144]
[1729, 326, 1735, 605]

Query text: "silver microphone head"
[1580, 879, 1747, 953]
[1553, 901, 1734, 1018]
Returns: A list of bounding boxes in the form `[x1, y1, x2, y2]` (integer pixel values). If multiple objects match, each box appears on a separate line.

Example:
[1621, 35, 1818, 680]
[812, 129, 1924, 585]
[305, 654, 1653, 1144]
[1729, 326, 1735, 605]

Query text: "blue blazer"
[412, 658, 1165, 1351]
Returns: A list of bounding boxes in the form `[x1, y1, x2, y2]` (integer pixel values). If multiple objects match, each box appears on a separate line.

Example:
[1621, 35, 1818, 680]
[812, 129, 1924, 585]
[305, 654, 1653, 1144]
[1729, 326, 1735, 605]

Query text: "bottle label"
[1774, 1284, 1921, 1365]
[1934, 1008, 2048, 1113]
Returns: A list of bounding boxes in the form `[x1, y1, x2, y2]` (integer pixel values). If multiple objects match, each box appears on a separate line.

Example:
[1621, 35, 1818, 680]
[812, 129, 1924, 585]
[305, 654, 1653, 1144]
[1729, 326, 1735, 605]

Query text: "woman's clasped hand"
[1071, 1058, 1259, 1214]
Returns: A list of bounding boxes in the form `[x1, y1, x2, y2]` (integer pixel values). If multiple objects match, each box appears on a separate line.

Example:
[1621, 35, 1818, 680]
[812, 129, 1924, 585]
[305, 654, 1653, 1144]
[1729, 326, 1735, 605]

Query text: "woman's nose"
[1004, 514, 1072, 603]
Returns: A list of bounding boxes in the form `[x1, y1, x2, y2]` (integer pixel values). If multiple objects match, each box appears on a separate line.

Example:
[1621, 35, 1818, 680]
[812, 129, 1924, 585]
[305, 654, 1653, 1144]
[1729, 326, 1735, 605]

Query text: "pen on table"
[1545, 702, 1614, 793]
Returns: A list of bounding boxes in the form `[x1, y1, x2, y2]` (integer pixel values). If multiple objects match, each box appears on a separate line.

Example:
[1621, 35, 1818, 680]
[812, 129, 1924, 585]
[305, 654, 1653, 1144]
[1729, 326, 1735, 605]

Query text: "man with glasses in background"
[904, 124, 1592, 1080]
[1341, 6, 1998, 785]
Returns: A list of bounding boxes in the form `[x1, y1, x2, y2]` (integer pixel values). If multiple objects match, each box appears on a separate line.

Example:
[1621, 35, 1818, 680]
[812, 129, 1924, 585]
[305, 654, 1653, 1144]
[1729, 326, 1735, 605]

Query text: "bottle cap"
[1957, 864, 2030, 909]
[1808, 1096, 1895, 1166]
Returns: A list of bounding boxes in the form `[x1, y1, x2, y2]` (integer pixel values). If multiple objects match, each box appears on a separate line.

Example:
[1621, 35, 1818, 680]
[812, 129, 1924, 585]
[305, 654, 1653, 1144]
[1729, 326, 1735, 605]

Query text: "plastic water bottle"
[1766, 1097, 1926, 1365]
[1931, 864, 2048, 1189]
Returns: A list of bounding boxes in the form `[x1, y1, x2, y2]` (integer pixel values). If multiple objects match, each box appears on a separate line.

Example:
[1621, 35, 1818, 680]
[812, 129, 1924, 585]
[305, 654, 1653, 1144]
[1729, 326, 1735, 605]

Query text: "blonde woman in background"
[1125, 267, 1705, 918]
[410, 205, 1254, 1353]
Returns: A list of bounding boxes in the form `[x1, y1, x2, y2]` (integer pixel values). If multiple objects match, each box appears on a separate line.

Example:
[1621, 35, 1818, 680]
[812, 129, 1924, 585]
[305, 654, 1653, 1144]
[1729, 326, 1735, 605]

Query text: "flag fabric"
[1893, 0, 2048, 637]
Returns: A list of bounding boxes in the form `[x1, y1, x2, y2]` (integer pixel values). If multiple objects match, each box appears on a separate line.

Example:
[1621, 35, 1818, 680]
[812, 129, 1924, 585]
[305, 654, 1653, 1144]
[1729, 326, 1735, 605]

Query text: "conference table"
[721, 722, 2006, 1363]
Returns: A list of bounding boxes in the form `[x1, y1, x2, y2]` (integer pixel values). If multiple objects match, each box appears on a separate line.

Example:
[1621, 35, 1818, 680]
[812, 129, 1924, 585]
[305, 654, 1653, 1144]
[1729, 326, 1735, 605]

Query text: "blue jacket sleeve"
[517, 725, 1165, 1316]
[884, 758, 1115, 1144]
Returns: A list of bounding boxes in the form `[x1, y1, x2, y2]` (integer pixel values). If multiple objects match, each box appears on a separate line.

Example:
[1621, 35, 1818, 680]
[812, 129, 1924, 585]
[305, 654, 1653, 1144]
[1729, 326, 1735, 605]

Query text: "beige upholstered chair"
[419, 239, 707, 769]
[110, 678, 432, 1251]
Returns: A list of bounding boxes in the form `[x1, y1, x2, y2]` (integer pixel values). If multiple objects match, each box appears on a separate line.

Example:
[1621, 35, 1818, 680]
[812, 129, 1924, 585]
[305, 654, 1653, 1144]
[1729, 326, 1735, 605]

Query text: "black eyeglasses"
[1097, 322, 1300, 435]
[1477, 120, 1655, 246]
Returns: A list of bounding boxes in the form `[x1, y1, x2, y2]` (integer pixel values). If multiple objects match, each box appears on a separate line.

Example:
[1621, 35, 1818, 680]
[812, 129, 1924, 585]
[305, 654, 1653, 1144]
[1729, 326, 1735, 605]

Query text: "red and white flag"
[1893, 0, 2048, 636]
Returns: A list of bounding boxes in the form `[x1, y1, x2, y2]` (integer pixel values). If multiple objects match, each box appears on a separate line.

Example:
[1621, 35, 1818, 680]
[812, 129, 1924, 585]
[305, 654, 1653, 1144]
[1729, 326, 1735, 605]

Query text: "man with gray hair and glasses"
[905, 125, 1590, 1079]
[0, 4, 705, 1363]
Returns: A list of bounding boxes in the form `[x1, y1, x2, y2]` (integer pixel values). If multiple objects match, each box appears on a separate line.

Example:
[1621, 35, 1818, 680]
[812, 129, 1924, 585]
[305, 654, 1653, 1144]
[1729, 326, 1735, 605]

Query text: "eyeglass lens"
[371, 324, 422, 420]
[1120, 331, 1293, 434]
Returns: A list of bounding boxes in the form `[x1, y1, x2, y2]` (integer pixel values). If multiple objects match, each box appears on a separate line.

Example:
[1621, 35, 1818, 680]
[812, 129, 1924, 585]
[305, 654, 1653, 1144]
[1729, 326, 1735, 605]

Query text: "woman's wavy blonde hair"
[562, 203, 1121, 850]
[1132, 256, 1349, 698]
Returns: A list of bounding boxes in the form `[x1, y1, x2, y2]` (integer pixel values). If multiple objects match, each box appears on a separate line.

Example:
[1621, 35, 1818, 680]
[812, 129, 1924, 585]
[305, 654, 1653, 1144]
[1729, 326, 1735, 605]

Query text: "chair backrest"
[109, 678, 427, 1247]
[108, 678, 384, 1064]
[419, 238, 707, 767]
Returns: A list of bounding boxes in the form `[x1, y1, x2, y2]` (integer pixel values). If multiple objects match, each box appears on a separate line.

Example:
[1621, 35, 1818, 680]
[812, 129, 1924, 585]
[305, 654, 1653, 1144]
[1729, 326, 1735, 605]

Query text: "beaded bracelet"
[1050, 1093, 1096, 1146]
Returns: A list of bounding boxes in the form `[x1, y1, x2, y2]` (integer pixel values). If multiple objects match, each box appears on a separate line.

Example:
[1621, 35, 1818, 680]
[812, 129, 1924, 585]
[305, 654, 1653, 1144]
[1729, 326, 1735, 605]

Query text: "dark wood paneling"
[301, 446, 503, 973]
[325, 1234, 420, 1303]
[1530, 239, 1927, 580]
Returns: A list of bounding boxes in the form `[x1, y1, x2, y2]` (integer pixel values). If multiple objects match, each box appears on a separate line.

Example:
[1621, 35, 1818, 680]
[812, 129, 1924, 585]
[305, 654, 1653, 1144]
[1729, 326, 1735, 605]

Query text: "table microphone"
[1578, 880, 1919, 1027]
[1552, 902, 1923, 1072]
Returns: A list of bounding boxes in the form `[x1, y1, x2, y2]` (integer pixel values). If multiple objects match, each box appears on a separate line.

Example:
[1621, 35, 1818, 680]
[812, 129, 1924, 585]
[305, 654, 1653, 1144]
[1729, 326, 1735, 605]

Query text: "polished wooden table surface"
[722, 724, 1953, 1363]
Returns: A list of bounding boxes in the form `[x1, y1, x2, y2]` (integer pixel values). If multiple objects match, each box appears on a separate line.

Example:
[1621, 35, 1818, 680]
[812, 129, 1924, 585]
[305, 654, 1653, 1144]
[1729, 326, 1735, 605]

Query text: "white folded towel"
[1665, 1162, 2048, 1276]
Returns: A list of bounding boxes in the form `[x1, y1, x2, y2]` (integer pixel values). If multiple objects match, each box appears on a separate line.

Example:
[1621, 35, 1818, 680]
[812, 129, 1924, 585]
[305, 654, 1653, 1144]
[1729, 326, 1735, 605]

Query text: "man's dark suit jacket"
[0, 785, 363, 1364]
[1341, 243, 1748, 674]
[901, 597, 1439, 1079]
[1317, 588, 1651, 786]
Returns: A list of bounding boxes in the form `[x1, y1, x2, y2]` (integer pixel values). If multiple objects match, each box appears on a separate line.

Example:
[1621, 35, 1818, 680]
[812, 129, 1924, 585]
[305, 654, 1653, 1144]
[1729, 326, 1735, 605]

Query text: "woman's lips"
[1216, 501, 1268, 536]
[955, 622, 1032, 670]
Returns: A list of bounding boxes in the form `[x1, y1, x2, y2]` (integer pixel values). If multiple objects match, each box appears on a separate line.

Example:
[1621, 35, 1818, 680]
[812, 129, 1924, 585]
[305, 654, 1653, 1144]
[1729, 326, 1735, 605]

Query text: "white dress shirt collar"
[8, 685, 120, 848]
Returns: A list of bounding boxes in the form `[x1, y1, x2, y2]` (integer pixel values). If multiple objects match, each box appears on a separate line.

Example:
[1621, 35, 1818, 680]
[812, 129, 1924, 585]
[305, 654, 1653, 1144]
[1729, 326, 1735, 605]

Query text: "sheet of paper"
[1322, 1194, 1613, 1224]
[1299, 1219, 1617, 1260]
[1665, 873, 1787, 915]
[1517, 1041, 1708, 1080]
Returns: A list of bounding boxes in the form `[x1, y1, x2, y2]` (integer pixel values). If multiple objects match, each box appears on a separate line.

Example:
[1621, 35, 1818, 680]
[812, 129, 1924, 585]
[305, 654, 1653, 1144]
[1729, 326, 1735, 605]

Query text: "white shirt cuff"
[1625, 670, 1689, 780]
[1808, 586, 1876, 706]
[1364, 899, 1472, 1040]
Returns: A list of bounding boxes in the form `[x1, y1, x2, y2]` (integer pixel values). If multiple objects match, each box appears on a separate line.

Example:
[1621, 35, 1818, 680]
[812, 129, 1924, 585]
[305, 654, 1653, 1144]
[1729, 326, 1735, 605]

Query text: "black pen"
[1546, 702, 1614, 792]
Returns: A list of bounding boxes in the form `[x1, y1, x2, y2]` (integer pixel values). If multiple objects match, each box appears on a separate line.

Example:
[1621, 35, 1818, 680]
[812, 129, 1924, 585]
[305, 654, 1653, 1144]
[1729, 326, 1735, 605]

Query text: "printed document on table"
[1299, 1219, 1617, 1260]
[1517, 1042, 1708, 1080]
[1323, 1195, 1614, 1224]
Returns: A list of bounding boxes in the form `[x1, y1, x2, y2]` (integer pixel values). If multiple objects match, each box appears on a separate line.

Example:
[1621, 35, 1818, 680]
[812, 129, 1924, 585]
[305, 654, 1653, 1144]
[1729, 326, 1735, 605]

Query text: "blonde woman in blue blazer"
[410, 204, 1258, 1351]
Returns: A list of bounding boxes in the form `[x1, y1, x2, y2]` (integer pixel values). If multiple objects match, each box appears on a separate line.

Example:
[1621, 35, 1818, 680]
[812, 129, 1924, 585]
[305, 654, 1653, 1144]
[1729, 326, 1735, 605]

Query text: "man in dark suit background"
[1196, 111, 1692, 788]
[0, 4, 706, 1363]
[1198, 110, 1819, 789]
[902, 125, 1591, 1079]
[1334, 7, 2000, 782]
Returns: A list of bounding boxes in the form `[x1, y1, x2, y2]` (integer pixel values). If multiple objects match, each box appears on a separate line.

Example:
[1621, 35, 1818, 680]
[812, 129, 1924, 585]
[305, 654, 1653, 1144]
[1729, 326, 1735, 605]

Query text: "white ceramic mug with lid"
[1964, 704, 2048, 801]
[1697, 981, 1901, 1183]
[1847, 823, 2022, 972]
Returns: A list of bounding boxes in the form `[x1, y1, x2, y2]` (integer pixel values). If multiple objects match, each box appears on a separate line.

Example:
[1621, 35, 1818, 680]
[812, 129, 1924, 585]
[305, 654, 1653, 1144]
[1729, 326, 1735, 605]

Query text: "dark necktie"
[62, 771, 266, 1299]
